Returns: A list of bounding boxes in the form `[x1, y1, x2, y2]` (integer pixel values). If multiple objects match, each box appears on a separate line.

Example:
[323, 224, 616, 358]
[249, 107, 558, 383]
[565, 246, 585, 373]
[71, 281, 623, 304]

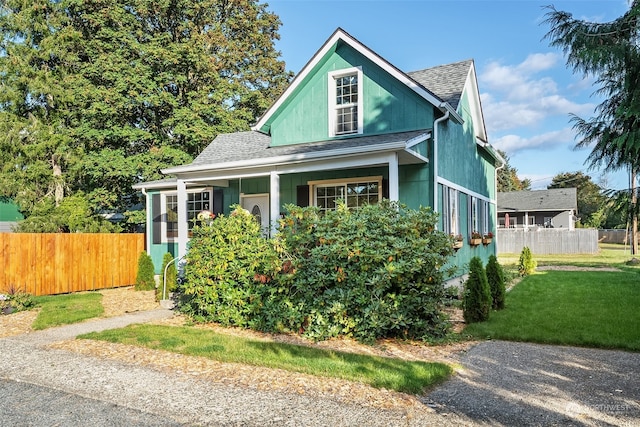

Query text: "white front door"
[241, 194, 270, 232]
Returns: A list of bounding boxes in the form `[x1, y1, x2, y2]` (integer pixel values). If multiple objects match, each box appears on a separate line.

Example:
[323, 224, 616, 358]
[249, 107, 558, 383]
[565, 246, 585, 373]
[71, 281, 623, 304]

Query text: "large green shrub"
[179, 206, 280, 325]
[463, 256, 491, 323]
[135, 252, 156, 291]
[518, 246, 537, 276]
[158, 252, 178, 301]
[485, 255, 506, 310]
[272, 200, 455, 342]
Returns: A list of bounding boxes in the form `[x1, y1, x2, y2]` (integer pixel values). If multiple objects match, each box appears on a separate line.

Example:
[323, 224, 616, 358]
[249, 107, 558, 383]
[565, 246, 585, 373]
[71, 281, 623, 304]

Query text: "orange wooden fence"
[0, 233, 145, 296]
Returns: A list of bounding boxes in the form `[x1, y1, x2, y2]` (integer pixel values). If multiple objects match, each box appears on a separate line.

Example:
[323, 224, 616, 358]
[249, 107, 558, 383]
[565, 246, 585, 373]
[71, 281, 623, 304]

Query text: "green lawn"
[79, 324, 452, 394]
[32, 292, 104, 330]
[463, 269, 640, 351]
[498, 243, 635, 268]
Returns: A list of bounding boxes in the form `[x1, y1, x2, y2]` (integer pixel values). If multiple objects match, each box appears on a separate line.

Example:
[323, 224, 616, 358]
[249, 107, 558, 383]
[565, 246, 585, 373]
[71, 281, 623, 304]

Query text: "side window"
[448, 187, 459, 235]
[468, 196, 478, 235]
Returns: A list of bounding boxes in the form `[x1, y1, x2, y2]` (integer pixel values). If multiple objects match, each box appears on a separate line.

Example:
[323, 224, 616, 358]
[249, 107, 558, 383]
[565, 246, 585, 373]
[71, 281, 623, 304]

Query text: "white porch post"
[177, 178, 188, 260]
[388, 153, 399, 201]
[524, 212, 529, 231]
[270, 171, 280, 236]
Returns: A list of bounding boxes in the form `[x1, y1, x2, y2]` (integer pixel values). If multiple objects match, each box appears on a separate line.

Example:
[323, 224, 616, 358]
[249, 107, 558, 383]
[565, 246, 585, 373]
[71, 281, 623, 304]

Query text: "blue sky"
[266, 0, 633, 191]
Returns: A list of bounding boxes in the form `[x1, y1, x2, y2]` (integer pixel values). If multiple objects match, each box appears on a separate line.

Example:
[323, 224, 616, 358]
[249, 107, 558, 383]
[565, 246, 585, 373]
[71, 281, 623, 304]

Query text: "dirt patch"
[0, 286, 158, 339]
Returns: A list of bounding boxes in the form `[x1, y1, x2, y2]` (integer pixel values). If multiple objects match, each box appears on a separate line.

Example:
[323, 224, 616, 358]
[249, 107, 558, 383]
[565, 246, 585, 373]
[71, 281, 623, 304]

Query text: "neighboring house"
[134, 28, 503, 275]
[0, 199, 23, 232]
[497, 188, 578, 230]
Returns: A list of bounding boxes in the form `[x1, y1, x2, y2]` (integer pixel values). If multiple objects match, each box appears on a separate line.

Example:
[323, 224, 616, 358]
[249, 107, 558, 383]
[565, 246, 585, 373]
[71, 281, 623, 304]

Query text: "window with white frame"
[329, 68, 363, 136]
[164, 189, 212, 239]
[309, 177, 381, 212]
[441, 186, 459, 235]
[482, 200, 490, 234]
[468, 196, 478, 235]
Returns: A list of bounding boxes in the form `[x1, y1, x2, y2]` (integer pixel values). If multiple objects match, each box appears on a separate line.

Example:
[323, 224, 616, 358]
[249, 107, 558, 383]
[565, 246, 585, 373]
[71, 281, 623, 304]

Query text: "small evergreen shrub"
[485, 255, 506, 310]
[463, 256, 491, 323]
[158, 252, 178, 301]
[135, 251, 156, 291]
[518, 246, 537, 276]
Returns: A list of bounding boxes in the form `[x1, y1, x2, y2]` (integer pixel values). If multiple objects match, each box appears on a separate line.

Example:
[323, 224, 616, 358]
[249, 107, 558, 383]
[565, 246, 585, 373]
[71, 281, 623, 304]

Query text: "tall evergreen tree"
[496, 149, 531, 192]
[544, 2, 640, 251]
[0, 0, 291, 230]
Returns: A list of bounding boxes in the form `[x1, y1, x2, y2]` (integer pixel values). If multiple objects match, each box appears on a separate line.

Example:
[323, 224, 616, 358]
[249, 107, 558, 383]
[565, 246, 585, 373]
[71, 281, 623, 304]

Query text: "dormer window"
[329, 67, 363, 136]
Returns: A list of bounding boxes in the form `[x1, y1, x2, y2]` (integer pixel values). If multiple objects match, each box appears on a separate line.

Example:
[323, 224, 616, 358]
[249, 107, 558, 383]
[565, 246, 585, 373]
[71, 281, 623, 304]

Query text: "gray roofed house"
[497, 189, 578, 229]
[132, 27, 502, 277]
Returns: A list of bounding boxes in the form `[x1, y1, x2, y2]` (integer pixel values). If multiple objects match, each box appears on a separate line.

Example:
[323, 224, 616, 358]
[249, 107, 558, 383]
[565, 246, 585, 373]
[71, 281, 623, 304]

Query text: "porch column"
[177, 178, 188, 260]
[270, 171, 280, 236]
[388, 153, 399, 202]
[524, 212, 529, 231]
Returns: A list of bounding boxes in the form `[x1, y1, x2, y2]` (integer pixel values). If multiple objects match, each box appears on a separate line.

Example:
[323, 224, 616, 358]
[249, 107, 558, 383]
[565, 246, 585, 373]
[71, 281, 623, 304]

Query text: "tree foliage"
[485, 255, 505, 310]
[0, 0, 291, 230]
[462, 256, 491, 323]
[544, 2, 640, 174]
[497, 149, 531, 192]
[547, 171, 606, 228]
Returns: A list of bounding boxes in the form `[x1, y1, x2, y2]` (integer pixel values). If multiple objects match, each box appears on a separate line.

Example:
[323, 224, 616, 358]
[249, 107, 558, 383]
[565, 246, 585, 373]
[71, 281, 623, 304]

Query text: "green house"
[0, 199, 23, 232]
[134, 28, 503, 275]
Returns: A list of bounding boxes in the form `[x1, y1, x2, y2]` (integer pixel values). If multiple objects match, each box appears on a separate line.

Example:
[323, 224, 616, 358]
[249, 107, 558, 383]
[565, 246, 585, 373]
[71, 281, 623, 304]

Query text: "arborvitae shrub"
[135, 251, 156, 291]
[463, 256, 491, 323]
[518, 246, 537, 276]
[485, 255, 506, 310]
[158, 252, 178, 301]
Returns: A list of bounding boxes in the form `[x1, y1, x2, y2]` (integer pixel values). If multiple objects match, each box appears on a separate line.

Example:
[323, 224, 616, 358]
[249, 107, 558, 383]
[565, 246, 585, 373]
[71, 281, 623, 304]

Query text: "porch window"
[309, 176, 381, 212]
[329, 67, 363, 136]
[163, 189, 212, 240]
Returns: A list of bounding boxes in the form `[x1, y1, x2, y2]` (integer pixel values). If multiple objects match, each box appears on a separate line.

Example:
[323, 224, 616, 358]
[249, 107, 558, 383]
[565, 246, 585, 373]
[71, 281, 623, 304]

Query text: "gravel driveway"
[1, 309, 639, 426]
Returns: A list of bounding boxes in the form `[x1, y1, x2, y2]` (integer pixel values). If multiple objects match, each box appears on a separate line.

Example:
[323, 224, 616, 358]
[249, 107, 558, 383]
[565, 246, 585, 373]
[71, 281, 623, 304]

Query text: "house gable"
[254, 28, 458, 147]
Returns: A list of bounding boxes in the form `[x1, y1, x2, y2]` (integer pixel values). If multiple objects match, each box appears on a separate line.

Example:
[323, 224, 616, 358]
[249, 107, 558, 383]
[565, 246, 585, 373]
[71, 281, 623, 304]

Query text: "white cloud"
[493, 128, 575, 154]
[479, 54, 596, 134]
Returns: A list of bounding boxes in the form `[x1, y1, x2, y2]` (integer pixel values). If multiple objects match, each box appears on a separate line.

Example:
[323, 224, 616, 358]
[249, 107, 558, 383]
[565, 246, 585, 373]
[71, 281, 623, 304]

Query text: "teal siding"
[398, 164, 432, 210]
[437, 92, 495, 200]
[267, 42, 434, 146]
[0, 200, 23, 221]
[150, 242, 177, 275]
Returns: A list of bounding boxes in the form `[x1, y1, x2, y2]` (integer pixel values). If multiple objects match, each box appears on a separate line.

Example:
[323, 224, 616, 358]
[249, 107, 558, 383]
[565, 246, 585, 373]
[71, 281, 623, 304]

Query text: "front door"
[241, 194, 270, 233]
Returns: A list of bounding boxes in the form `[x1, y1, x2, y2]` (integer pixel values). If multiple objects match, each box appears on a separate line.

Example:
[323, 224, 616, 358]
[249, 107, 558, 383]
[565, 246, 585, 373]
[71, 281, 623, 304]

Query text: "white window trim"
[308, 176, 382, 210]
[468, 195, 478, 235]
[482, 200, 490, 234]
[161, 187, 212, 243]
[328, 67, 363, 137]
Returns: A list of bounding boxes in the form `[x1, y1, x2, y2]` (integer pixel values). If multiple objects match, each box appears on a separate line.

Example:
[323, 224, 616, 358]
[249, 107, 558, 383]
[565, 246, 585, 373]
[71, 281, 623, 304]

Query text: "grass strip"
[80, 324, 452, 394]
[464, 270, 640, 351]
[32, 292, 104, 330]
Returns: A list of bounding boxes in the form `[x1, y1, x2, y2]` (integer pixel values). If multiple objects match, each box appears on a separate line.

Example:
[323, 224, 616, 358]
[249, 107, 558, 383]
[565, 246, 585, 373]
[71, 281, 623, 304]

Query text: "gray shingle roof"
[191, 130, 429, 166]
[497, 189, 578, 213]
[407, 60, 473, 110]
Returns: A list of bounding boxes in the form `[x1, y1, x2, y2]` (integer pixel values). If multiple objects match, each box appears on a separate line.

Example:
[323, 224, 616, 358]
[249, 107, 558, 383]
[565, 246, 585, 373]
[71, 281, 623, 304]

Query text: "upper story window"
[329, 67, 363, 137]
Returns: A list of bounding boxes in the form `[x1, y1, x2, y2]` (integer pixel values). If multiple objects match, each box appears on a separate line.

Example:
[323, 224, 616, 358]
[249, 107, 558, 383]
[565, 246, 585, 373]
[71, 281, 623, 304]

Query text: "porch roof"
[163, 129, 431, 175]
